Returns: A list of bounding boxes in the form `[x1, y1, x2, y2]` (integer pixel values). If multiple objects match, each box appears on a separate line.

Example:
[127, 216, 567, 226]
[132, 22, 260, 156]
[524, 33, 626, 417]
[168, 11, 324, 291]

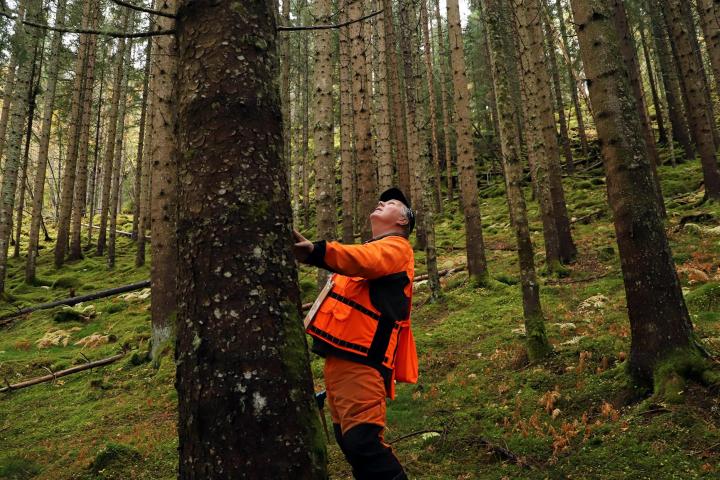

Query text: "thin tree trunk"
[26, 0, 67, 283]
[87, 52, 106, 248]
[373, 0, 394, 194]
[647, 1, 694, 160]
[339, 2, 355, 244]
[382, 0, 411, 198]
[639, 17, 667, 145]
[150, 0, 177, 363]
[572, 0, 699, 385]
[698, 0, 720, 96]
[54, 0, 94, 267]
[107, 24, 133, 270]
[543, 8, 574, 171]
[132, 38, 152, 242]
[420, 0, 443, 213]
[97, 12, 130, 256]
[349, 0, 378, 241]
[485, 0, 551, 361]
[281, 0, 292, 196]
[69, 0, 99, 260]
[136, 45, 154, 267]
[447, 0, 490, 284]
[434, 0, 455, 201]
[556, 0, 589, 157]
[663, 0, 720, 200]
[0, 0, 41, 294]
[175, 0, 327, 476]
[301, 28, 310, 231]
[14, 39, 42, 259]
[0, 0, 27, 164]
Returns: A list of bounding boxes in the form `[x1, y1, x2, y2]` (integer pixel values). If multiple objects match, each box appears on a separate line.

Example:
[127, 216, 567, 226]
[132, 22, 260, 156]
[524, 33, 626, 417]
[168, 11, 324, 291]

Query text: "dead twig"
[388, 429, 443, 445]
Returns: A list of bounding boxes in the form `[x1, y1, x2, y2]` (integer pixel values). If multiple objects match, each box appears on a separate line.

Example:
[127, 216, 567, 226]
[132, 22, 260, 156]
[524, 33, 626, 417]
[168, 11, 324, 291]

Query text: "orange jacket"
[304, 234, 418, 398]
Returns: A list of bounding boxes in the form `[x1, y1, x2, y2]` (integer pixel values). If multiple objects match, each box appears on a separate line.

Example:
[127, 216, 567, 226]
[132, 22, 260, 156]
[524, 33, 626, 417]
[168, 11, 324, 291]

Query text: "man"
[293, 188, 418, 480]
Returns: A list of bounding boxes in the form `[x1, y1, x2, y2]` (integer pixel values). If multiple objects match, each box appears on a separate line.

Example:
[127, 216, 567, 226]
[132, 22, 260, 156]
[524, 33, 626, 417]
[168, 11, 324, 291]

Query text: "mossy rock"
[0, 456, 41, 479]
[52, 307, 85, 323]
[89, 442, 141, 474]
[52, 276, 82, 290]
[104, 301, 129, 314]
[494, 273, 518, 286]
[685, 282, 720, 312]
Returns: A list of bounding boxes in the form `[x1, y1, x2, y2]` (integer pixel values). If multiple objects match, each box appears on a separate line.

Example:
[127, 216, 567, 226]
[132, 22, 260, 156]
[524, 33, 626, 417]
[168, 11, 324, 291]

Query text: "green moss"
[104, 301, 129, 314]
[0, 456, 41, 479]
[89, 442, 141, 473]
[52, 276, 82, 290]
[685, 282, 720, 312]
[52, 307, 85, 323]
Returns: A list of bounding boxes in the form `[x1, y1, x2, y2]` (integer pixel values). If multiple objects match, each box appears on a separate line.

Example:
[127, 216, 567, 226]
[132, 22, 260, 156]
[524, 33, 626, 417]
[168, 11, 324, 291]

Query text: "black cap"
[379, 188, 415, 235]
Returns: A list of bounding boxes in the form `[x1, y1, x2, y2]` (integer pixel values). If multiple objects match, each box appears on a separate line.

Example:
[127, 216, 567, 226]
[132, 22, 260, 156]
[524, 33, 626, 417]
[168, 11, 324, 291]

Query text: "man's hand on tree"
[292, 230, 314, 263]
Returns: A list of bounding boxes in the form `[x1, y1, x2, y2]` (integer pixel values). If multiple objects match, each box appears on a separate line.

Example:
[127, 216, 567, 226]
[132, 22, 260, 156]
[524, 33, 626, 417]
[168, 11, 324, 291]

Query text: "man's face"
[369, 199, 408, 231]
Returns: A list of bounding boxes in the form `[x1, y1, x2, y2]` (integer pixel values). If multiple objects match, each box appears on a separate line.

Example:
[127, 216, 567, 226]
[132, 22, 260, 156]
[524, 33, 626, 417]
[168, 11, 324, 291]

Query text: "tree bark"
[447, 0, 490, 284]
[638, 17, 667, 145]
[87, 50, 106, 248]
[485, 0, 551, 361]
[697, 0, 720, 98]
[97, 12, 131, 256]
[373, 0, 394, 194]
[647, 0, 694, 160]
[132, 38, 152, 242]
[434, 0, 456, 200]
[571, 0, 697, 384]
[0, 0, 41, 294]
[663, 0, 720, 200]
[0, 0, 26, 164]
[349, 0, 378, 241]
[149, 0, 177, 364]
[69, 0, 100, 260]
[382, 0, 411, 198]
[339, 2, 355, 244]
[556, 0, 590, 157]
[54, 0, 94, 267]
[26, 0, 67, 283]
[136, 47, 154, 267]
[175, 0, 327, 476]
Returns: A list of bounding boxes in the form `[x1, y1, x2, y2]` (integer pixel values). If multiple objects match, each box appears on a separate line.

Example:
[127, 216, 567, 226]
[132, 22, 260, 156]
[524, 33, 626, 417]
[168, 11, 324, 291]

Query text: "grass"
[1, 164, 720, 479]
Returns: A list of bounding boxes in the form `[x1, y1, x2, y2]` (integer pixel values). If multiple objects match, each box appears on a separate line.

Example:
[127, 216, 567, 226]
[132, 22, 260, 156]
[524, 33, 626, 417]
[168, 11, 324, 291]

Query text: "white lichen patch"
[252, 392, 267, 414]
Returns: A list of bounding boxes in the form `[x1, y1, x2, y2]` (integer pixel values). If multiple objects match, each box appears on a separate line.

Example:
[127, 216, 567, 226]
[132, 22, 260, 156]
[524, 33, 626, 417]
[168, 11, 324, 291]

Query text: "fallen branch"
[0, 280, 151, 326]
[388, 429, 443, 445]
[545, 271, 613, 285]
[81, 223, 149, 240]
[0, 352, 125, 393]
[477, 437, 533, 469]
[278, 9, 382, 31]
[108, 0, 176, 18]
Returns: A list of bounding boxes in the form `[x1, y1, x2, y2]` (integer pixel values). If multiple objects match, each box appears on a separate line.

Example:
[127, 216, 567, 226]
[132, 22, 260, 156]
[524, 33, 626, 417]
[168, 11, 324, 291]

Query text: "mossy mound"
[104, 301, 129, 314]
[89, 442, 141, 475]
[52, 276, 82, 290]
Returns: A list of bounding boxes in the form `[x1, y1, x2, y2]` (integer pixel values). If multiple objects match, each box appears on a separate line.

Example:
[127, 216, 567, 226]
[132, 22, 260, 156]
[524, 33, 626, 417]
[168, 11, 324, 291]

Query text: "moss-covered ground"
[1, 160, 720, 479]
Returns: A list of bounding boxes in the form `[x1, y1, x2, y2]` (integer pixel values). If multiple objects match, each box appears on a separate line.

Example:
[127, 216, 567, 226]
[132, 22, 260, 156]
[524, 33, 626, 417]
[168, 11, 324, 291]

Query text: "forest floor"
[1, 158, 720, 479]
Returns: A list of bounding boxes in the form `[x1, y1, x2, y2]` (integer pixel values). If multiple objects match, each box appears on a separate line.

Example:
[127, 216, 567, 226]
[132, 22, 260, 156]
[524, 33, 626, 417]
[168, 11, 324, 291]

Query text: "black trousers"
[333, 423, 407, 480]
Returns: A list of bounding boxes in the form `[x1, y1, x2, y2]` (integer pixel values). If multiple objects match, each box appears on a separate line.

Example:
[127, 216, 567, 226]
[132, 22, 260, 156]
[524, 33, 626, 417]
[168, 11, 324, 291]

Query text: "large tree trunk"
[447, 0, 490, 284]
[571, 0, 698, 384]
[175, 1, 327, 476]
[54, 0, 94, 268]
[26, 0, 67, 283]
[107, 26, 133, 270]
[97, 12, 130, 256]
[434, 0, 456, 201]
[69, 0, 100, 260]
[647, 0, 694, 160]
[485, 0, 551, 361]
[382, 0, 411, 197]
[349, 0, 378, 241]
[0, 0, 41, 294]
[663, 0, 720, 200]
[339, 2, 355, 244]
[150, 0, 178, 364]
[556, 0, 590, 157]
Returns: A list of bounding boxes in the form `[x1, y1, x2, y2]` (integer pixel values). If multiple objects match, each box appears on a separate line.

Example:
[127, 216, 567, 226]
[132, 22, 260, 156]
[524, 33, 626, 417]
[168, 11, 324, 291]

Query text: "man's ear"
[396, 216, 409, 227]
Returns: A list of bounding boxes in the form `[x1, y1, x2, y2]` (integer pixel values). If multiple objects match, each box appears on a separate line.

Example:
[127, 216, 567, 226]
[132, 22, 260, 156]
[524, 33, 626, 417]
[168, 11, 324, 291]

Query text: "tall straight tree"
[349, 0, 378, 240]
[311, 0, 336, 277]
[697, 0, 720, 96]
[638, 18, 667, 145]
[54, 0, 94, 267]
[69, 0, 100, 260]
[485, 0, 551, 360]
[0, 0, 41, 294]
[0, 0, 27, 164]
[136, 41, 154, 267]
[132, 38, 152, 242]
[174, 0, 327, 476]
[571, 0, 701, 384]
[663, 0, 720, 200]
[26, 0, 68, 283]
[647, 0, 693, 160]
[373, 0, 393, 193]
[150, 0, 178, 363]
[434, 0, 455, 200]
[448, 0, 490, 284]
[97, 10, 130, 256]
[339, 1, 355, 244]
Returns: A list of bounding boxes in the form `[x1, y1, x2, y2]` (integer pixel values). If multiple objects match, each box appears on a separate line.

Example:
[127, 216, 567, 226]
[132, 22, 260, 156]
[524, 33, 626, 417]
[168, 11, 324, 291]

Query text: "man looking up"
[293, 188, 418, 480]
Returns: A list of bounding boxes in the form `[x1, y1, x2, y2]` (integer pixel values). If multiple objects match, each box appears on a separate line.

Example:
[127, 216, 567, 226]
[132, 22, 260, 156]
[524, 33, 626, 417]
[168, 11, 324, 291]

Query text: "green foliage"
[0, 457, 41, 479]
[685, 282, 720, 312]
[89, 442, 141, 474]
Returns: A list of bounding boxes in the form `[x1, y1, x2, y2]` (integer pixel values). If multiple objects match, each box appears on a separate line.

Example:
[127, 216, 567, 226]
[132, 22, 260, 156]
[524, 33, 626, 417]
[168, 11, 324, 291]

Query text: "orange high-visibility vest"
[304, 235, 418, 398]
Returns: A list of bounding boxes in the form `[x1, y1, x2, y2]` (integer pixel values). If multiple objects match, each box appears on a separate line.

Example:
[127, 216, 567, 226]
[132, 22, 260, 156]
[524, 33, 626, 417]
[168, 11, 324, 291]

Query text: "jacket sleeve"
[305, 236, 411, 279]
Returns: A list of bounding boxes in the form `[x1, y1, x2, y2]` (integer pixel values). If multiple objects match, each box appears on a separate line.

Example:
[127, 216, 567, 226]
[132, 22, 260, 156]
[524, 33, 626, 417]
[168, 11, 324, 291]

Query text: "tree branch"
[107, 0, 176, 19]
[0, 9, 175, 37]
[278, 9, 383, 32]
